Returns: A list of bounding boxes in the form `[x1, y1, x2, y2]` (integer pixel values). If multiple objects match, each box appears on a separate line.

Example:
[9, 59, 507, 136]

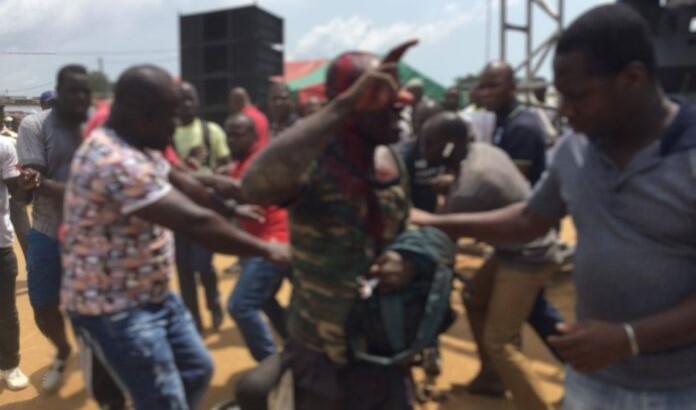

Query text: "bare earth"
[0, 220, 576, 410]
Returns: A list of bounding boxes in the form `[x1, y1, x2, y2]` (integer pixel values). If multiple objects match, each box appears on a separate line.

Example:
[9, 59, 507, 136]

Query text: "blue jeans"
[27, 229, 62, 308]
[564, 368, 696, 410]
[70, 292, 214, 410]
[228, 257, 289, 362]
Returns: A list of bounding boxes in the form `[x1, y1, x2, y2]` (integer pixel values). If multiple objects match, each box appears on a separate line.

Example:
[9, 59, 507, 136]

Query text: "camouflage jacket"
[287, 145, 410, 365]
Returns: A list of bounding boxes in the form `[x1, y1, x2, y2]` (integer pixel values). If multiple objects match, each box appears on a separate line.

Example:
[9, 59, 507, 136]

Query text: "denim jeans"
[175, 235, 222, 332]
[27, 228, 62, 308]
[69, 292, 214, 410]
[0, 247, 19, 370]
[228, 257, 290, 362]
[564, 368, 696, 410]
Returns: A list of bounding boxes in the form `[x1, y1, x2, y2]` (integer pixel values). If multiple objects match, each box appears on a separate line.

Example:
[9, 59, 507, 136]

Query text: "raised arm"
[240, 94, 352, 205]
[242, 40, 418, 206]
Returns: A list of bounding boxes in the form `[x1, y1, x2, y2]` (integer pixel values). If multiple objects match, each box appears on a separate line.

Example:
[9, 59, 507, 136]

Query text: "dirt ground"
[0, 220, 576, 410]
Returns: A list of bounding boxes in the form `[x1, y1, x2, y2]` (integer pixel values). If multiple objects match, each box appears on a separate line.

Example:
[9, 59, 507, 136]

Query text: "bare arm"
[242, 40, 418, 206]
[133, 188, 286, 262]
[241, 97, 351, 205]
[411, 202, 556, 244]
[37, 180, 66, 200]
[193, 172, 243, 202]
[169, 168, 235, 217]
[632, 293, 696, 353]
[547, 292, 696, 373]
[19, 164, 65, 200]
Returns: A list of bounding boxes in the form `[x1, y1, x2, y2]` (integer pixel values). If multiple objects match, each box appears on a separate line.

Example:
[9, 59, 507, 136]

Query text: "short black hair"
[56, 64, 88, 88]
[225, 112, 256, 135]
[422, 112, 470, 143]
[555, 4, 657, 78]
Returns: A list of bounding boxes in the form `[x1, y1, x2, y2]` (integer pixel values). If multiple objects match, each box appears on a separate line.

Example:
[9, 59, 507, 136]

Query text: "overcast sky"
[0, 0, 610, 97]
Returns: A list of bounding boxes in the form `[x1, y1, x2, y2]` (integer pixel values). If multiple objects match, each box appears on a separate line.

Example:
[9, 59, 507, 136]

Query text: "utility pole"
[98, 56, 104, 73]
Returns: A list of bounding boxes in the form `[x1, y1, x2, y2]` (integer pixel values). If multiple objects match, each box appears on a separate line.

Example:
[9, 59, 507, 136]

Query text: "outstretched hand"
[410, 208, 437, 226]
[234, 204, 266, 224]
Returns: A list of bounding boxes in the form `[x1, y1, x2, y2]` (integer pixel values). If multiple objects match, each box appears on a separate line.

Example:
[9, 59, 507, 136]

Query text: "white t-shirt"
[460, 105, 496, 144]
[0, 138, 20, 248]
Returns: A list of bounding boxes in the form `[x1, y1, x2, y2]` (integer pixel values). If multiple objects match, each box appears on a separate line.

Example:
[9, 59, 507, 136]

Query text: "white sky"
[0, 0, 611, 97]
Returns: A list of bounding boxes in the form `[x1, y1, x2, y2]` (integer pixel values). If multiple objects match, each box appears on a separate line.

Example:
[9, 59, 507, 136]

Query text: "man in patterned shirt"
[61, 65, 288, 410]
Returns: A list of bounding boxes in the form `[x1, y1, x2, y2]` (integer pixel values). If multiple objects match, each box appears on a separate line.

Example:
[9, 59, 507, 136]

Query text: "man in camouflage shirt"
[235, 41, 453, 409]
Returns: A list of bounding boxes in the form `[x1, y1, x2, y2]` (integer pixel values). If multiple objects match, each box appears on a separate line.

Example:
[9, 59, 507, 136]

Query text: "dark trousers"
[0, 247, 20, 370]
[9, 198, 30, 263]
[78, 335, 128, 410]
[228, 257, 289, 362]
[529, 289, 564, 360]
[175, 235, 222, 332]
[236, 340, 412, 410]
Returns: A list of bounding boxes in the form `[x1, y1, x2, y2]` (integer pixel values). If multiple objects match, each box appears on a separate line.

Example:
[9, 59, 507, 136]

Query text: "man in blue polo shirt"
[412, 4, 696, 409]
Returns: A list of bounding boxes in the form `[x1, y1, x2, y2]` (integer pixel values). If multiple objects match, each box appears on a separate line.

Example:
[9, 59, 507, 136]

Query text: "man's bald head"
[113, 65, 176, 109]
[229, 87, 250, 114]
[478, 61, 517, 113]
[482, 61, 515, 84]
[224, 112, 257, 161]
[420, 111, 470, 167]
[109, 65, 179, 150]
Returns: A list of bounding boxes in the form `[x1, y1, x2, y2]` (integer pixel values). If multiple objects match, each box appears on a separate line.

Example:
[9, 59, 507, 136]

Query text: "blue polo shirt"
[528, 99, 696, 390]
[493, 102, 548, 186]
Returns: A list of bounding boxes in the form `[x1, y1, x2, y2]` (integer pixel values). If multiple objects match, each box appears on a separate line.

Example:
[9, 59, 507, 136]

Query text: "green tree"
[88, 71, 112, 97]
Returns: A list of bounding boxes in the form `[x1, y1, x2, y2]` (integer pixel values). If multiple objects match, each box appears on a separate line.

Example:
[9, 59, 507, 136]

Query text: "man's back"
[447, 143, 556, 265]
[446, 143, 529, 213]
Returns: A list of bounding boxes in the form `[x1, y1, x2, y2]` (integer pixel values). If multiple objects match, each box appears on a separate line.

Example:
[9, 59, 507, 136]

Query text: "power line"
[5, 81, 54, 93]
[0, 48, 178, 56]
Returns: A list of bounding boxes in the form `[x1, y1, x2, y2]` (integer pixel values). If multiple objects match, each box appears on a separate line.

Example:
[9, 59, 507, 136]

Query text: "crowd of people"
[0, 4, 694, 410]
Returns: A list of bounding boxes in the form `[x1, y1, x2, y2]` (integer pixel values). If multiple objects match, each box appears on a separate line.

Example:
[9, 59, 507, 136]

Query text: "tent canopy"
[284, 59, 446, 104]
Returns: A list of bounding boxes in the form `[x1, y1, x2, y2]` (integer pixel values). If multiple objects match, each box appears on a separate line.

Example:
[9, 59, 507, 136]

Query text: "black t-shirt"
[395, 140, 439, 212]
[493, 103, 547, 186]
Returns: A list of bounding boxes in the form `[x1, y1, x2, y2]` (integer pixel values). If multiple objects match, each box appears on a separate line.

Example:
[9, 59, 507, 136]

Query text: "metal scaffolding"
[499, 0, 564, 87]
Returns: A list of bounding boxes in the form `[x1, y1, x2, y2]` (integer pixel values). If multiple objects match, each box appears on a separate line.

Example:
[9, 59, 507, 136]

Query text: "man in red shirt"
[225, 112, 290, 362]
[229, 87, 269, 149]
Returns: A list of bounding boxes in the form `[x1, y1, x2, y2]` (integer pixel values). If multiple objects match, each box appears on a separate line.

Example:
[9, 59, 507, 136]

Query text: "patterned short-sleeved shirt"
[61, 128, 174, 315]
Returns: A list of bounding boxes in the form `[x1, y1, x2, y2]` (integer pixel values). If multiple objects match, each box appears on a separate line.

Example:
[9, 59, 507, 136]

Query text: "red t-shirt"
[242, 105, 269, 152]
[231, 150, 289, 243]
